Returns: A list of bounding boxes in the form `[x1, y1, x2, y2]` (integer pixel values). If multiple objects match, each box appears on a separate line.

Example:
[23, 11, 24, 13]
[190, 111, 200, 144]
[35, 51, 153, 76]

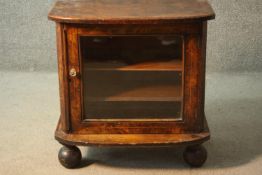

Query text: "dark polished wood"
[183, 145, 208, 167]
[49, 0, 215, 168]
[58, 145, 82, 169]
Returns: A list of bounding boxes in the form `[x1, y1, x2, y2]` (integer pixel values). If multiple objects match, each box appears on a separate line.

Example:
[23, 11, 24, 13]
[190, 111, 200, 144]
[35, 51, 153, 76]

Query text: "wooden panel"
[66, 26, 82, 132]
[56, 23, 70, 132]
[183, 30, 206, 132]
[48, 0, 215, 24]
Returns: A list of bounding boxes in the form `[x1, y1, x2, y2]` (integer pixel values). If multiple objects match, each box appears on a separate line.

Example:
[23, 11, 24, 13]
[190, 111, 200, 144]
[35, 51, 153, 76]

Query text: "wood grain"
[50, 1, 215, 168]
[56, 23, 70, 132]
[50, 2, 214, 137]
[62, 23, 208, 134]
[55, 116, 210, 146]
[48, 0, 215, 24]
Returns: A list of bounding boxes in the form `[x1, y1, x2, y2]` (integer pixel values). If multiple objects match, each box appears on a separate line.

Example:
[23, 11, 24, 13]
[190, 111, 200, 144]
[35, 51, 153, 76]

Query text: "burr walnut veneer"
[48, 0, 215, 168]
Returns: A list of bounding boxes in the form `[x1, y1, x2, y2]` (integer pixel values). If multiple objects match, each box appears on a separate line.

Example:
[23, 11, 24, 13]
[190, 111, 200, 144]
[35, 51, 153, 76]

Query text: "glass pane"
[80, 35, 183, 120]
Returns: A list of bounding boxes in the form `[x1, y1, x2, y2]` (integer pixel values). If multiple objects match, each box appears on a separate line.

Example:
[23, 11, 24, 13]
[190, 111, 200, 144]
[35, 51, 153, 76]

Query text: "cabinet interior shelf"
[83, 59, 183, 119]
[85, 84, 182, 102]
[84, 71, 182, 102]
[83, 59, 182, 71]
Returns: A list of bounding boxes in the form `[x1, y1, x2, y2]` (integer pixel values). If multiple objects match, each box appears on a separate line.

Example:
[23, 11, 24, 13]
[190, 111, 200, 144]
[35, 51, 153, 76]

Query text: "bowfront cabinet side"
[49, 0, 215, 169]
[56, 23, 70, 133]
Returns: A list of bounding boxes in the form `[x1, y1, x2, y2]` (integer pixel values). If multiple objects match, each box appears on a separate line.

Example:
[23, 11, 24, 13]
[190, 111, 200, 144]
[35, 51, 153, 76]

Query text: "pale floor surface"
[0, 71, 262, 175]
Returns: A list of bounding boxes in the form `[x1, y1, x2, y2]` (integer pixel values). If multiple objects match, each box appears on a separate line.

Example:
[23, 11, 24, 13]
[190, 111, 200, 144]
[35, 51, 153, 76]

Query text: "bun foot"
[183, 145, 207, 167]
[58, 145, 82, 169]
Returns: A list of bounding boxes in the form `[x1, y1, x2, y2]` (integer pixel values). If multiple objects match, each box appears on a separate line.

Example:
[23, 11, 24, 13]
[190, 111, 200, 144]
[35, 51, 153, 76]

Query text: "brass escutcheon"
[69, 68, 77, 77]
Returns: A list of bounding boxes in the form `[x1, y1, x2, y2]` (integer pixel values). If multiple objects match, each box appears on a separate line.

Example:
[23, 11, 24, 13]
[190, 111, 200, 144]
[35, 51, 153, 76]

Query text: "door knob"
[69, 68, 78, 77]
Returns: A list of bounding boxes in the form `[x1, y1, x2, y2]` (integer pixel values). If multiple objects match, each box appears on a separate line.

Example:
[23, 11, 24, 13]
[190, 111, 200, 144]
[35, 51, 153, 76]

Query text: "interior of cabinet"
[80, 35, 184, 121]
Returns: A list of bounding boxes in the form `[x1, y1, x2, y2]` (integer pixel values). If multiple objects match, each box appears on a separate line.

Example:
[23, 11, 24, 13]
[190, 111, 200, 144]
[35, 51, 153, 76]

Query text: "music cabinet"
[48, 0, 215, 168]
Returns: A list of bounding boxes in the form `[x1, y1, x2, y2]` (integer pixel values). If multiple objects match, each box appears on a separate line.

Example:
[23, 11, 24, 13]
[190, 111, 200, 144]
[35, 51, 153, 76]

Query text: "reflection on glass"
[80, 35, 183, 120]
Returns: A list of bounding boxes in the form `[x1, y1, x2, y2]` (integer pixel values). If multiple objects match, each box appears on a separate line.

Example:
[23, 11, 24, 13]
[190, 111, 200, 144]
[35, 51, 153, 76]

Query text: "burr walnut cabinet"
[48, 0, 215, 168]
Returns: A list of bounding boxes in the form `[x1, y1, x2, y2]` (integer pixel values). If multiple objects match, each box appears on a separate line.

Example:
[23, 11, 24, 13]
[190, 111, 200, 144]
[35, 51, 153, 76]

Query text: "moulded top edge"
[48, 0, 215, 24]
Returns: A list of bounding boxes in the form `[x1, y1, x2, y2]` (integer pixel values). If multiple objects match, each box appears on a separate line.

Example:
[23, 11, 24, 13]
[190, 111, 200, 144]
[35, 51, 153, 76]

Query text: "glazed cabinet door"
[80, 35, 184, 121]
[61, 23, 206, 134]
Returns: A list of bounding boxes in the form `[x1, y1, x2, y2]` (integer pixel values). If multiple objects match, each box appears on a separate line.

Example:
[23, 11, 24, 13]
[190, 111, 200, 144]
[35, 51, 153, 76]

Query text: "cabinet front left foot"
[183, 145, 207, 167]
[58, 145, 82, 169]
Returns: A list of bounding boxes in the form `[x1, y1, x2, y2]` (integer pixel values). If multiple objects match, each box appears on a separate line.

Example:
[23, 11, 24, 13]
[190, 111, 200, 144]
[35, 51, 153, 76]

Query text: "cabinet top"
[48, 0, 215, 24]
